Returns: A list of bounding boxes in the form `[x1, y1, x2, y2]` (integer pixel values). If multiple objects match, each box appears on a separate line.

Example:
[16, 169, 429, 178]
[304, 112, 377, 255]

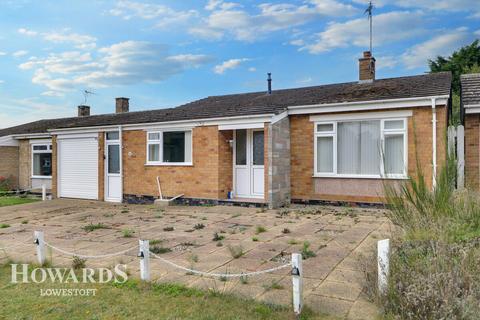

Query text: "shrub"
[255, 226, 267, 234]
[82, 223, 110, 232]
[122, 229, 134, 238]
[371, 156, 480, 319]
[163, 227, 174, 232]
[212, 232, 224, 242]
[193, 223, 205, 230]
[150, 245, 171, 254]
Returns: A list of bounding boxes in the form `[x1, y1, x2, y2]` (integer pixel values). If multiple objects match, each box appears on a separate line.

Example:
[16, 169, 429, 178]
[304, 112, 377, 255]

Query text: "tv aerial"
[83, 89, 96, 105]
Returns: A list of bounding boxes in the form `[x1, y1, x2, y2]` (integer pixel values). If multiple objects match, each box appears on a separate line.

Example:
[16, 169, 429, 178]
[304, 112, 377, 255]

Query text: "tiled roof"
[0, 72, 452, 137]
[461, 73, 480, 106]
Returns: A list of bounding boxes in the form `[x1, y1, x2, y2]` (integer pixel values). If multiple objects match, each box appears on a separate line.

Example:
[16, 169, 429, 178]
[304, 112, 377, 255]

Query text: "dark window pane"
[33, 153, 52, 176]
[236, 130, 247, 165]
[253, 131, 264, 165]
[106, 132, 119, 140]
[108, 145, 120, 174]
[33, 145, 48, 151]
[163, 132, 185, 163]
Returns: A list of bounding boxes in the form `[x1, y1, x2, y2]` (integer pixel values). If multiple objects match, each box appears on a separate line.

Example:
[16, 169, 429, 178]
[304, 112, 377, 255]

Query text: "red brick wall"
[465, 114, 479, 190]
[290, 106, 448, 203]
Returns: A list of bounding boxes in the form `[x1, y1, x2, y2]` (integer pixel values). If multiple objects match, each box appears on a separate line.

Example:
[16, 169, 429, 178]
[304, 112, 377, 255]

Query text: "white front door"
[234, 129, 264, 198]
[105, 132, 122, 202]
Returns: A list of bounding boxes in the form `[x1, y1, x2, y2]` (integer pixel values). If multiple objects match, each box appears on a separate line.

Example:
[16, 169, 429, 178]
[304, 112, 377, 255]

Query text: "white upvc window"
[314, 118, 407, 179]
[31, 143, 53, 178]
[146, 130, 192, 165]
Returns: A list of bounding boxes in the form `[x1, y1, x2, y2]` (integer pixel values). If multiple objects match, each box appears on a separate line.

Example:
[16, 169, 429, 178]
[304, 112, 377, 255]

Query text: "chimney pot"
[77, 105, 90, 117]
[359, 51, 376, 82]
[115, 97, 129, 113]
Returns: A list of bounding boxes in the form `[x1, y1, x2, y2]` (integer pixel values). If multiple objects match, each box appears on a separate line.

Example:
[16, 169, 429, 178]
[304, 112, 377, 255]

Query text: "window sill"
[32, 176, 52, 179]
[312, 174, 409, 180]
[145, 163, 193, 167]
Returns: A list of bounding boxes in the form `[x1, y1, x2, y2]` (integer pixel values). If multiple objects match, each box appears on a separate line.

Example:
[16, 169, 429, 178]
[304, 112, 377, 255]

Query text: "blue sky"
[0, 0, 479, 128]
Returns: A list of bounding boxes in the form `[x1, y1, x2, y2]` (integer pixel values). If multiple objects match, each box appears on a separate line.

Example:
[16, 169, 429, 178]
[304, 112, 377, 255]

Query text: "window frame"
[31, 143, 53, 179]
[313, 117, 408, 179]
[146, 129, 193, 166]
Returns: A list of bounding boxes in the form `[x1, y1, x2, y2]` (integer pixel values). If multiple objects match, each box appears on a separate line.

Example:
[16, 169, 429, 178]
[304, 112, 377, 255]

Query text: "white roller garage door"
[58, 135, 98, 200]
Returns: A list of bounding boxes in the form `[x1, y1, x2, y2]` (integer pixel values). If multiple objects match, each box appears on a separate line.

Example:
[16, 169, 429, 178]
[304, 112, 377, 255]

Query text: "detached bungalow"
[0, 52, 452, 207]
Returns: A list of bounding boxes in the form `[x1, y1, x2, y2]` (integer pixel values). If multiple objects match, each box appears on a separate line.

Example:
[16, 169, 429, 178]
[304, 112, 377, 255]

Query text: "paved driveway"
[0, 199, 390, 319]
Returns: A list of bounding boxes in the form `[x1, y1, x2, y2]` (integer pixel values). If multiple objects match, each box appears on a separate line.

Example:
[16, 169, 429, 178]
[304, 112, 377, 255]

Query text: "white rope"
[0, 187, 36, 195]
[149, 250, 292, 278]
[43, 240, 138, 259]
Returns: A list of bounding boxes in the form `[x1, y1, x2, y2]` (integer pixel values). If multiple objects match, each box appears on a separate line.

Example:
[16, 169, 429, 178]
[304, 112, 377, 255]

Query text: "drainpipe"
[431, 98, 437, 189]
[119, 125, 123, 201]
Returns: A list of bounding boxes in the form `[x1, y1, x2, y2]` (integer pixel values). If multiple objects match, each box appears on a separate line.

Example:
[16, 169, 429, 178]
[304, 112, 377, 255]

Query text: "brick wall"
[18, 140, 31, 189]
[268, 116, 291, 208]
[123, 126, 223, 199]
[290, 106, 448, 203]
[0, 146, 19, 188]
[465, 114, 479, 190]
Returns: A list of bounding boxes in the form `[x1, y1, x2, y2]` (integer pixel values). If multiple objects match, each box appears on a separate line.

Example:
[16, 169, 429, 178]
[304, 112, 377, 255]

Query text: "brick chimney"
[115, 97, 129, 113]
[78, 105, 90, 117]
[359, 51, 375, 82]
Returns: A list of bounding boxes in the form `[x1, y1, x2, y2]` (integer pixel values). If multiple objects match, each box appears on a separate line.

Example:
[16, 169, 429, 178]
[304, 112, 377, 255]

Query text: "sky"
[0, 0, 479, 128]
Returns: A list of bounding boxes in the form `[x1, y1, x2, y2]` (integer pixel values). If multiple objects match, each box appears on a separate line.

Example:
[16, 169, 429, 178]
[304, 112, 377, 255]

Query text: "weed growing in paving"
[301, 241, 316, 260]
[72, 256, 86, 270]
[255, 226, 267, 234]
[212, 232, 224, 242]
[252, 237, 259, 242]
[228, 245, 244, 259]
[122, 229, 134, 238]
[263, 281, 284, 291]
[21, 220, 28, 224]
[240, 275, 248, 284]
[82, 223, 110, 232]
[282, 228, 290, 234]
[216, 242, 223, 247]
[193, 223, 205, 230]
[150, 244, 171, 254]
[0, 224, 10, 228]
[163, 227, 174, 232]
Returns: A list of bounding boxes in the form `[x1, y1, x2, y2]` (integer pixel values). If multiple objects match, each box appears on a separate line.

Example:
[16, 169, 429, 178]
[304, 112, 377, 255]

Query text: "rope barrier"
[43, 240, 138, 259]
[149, 250, 292, 278]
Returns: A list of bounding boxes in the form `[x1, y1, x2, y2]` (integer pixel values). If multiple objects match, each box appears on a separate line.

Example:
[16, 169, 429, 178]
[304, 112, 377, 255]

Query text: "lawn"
[0, 264, 334, 320]
[0, 196, 39, 207]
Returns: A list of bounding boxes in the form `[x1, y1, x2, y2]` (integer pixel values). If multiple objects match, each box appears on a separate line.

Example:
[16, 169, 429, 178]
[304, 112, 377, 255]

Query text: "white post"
[139, 239, 150, 281]
[291, 253, 303, 315]
[41, 184, 46, 201]
[457, 125, 465, 189]
[377, 239, 390, 295]
[34, 231, 45, 265]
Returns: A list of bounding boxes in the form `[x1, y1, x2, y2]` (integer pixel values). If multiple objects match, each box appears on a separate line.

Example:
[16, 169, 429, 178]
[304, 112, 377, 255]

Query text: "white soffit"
[465, 105, 480, 114]
[309, 110, 413, 122]
[0, 135, 19, 147]
[218, 122, 265, 130]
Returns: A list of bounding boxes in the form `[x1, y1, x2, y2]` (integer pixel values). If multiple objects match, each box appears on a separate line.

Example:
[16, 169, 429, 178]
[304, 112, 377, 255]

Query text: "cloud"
[0, 80, 4, 84]
[0, 51, 6, 56]
[12, 50, 28, 57]
[301, 11, 425, 53]
[17, 27, 38, 36]
[475, 30, 480, 36]
[190, 0, 358, 42]
[213, 58, 249, 74]
[19, 41, 211, 93]
[248, 67, 256, 72]
[402, 28, 473, 69]
[376, 56, 399, 70]
[109, 0, 197, 28]
[17, 28, 96, 50]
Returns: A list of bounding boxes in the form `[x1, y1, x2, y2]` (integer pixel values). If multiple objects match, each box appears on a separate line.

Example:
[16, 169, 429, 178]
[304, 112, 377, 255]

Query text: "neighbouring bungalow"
[462, 73, 480, 190]
[0, 52, 452, 208]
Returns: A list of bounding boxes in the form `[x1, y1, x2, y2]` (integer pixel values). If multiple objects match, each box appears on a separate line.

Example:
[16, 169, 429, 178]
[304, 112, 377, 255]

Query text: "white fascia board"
[218, 122, 265, 130]
[48, 114, 274, 134]
[271, 110, 289, 124]
[287, 95, 449, 115]
[310, 110, 413, 122]
[465, 104, 480, 114]
[0, 135, 19, 146]
[29, 138, 52, 144]
[11, 133, 51, 139]
[56, 132, 99, 140]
